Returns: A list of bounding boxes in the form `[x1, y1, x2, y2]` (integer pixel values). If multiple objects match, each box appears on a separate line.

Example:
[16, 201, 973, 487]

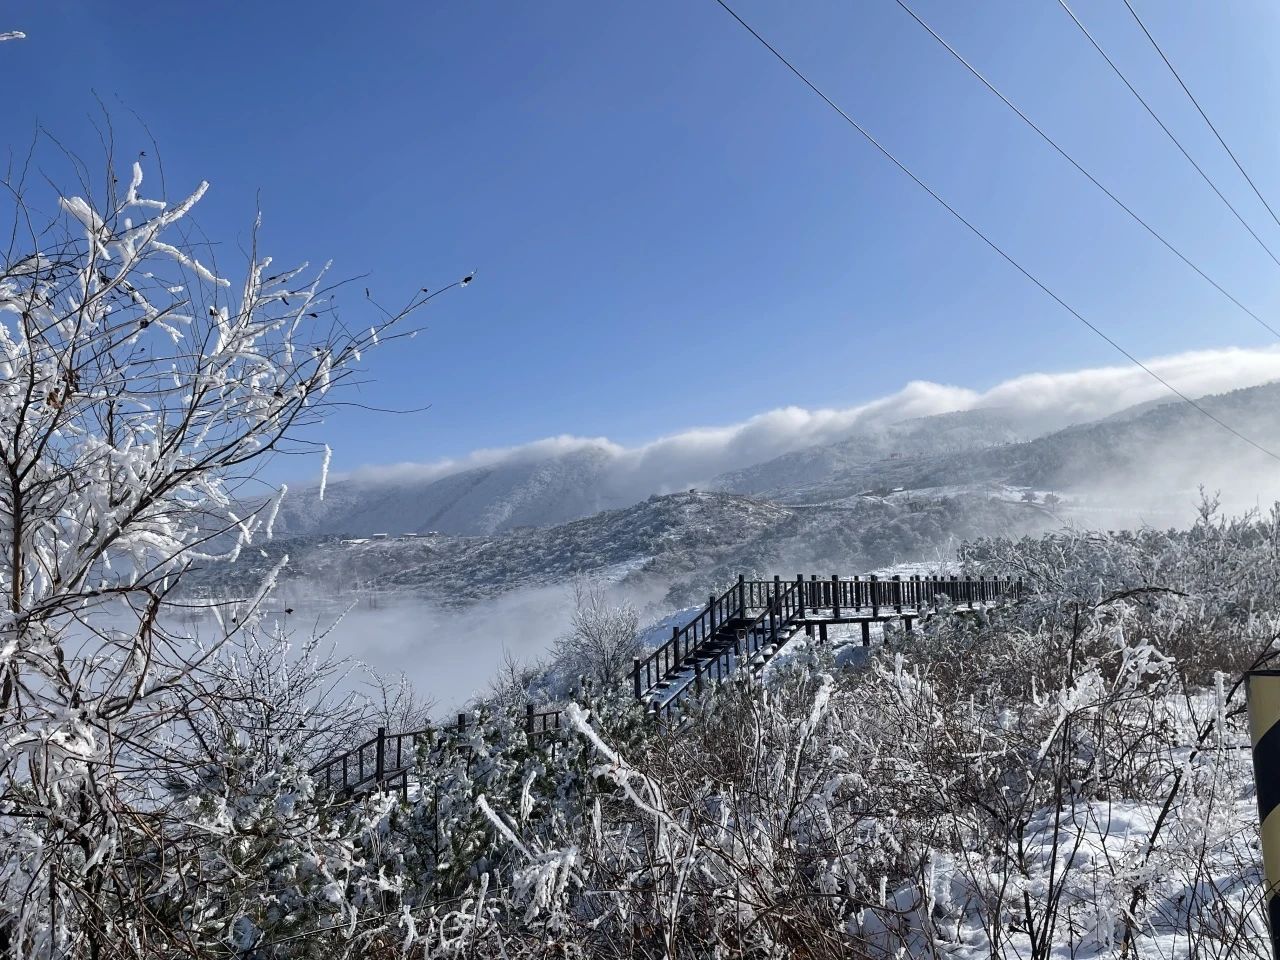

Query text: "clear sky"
[4, 1, 1280, 481]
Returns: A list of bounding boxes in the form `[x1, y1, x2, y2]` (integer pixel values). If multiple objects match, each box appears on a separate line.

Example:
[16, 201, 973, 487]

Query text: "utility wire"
[707, 0, 1280, 464]
[889, 0, 1280, 341]
[1120, 0, 1280, 234]
[1054, 0, 1280, 273]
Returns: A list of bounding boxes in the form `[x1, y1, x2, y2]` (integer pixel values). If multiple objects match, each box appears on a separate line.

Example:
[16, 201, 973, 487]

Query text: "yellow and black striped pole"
[1248, 669, 1280, 957]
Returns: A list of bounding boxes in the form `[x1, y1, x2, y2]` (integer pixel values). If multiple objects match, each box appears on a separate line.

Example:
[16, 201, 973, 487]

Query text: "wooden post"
[853, 575, 861, 611]
[905, 615, 914, 633]
[893, 574, 903, 614]
[709, 594, 718, 635]
[870, 575, 879, 617]
[832, 575, 841, 618]
[525, 703, 535, 737]
[861, 620, 871, 646]
[796, 574, 806, 619]
[375, 727, 386, 785]
[811, 574, 820, 609]
[672, 625, 680, 668]
[633, 657, 642, 701]
[767, 593, 777, 641]
[695, 658, 703, 695]
[458, 712, 466, 733]
[819, 622, 828, 644]
[738, 574, 747, 618]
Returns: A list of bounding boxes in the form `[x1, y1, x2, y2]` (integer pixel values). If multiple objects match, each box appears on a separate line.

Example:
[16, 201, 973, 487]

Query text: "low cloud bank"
[286, 580, 672, 712]
[338, 345, 1280, 499]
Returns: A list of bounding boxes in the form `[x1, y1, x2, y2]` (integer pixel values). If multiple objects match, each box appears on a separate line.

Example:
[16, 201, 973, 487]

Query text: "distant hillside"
[711, 408, 1029, 499]
[187, 490, 1051, 607]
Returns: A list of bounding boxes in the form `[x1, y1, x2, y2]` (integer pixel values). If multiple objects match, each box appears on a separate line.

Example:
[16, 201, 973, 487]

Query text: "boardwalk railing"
[633, 573, 1022, 706]
[310, 705, 570, 796]
[310, 571, 1022, 796]
[649, 578, 804, 723]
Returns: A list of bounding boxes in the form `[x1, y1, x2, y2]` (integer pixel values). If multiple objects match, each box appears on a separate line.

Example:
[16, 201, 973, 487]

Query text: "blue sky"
[4, 1, 1280, 482]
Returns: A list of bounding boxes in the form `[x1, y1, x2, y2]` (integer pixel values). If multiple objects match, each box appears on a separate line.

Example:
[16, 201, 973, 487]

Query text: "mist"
[264, 578, 676, 714]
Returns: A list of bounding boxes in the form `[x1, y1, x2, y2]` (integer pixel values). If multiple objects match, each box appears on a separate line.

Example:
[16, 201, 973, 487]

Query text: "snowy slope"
[276, 444, 630, 537]
[185, 490, 1050, 607]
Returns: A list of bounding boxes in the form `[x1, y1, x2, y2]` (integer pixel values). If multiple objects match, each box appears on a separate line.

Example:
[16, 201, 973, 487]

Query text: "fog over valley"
[186, 349, 1280, 709]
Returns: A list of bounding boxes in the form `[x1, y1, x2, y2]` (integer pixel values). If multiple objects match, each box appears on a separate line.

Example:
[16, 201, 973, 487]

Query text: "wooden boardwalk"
[633, 573, 1020, 721]
[311, 572, 1021, 796]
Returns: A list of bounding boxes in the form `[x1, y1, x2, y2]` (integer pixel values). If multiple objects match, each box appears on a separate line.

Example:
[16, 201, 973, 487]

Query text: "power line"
[1054, 0, 1280, 274]
[1120, 0, 1280, 234]
[706, 0, 1280, 465]
[888, 0, 1280, 341]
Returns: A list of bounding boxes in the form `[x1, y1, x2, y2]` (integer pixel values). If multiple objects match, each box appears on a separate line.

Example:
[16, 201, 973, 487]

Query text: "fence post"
[375, 727, 386, 786]
[525, 703, 535, 737]
[1246, 670, 1280, 959]
[853, 575, 861, 611]
[458, 712, 467, 734]
[861, 620, 871, 646]
[633, 657, 642, 701]
[738, 574, 747, 618]
[796, 575, 806, 619]
[695, 658, 703, 695]
[831, 575, 841, 618]
[893, 574, 903, 614]
[672, 625, 681, 670]
[870, 575, 879, 618]
[767, 593, 777, 641]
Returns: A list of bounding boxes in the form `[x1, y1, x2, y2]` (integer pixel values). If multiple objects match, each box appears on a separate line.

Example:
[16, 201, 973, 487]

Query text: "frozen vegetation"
[0, 148, 1272, 959]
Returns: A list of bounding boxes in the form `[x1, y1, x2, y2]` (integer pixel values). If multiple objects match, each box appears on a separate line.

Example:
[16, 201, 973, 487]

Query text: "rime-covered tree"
[0, 142, 460, 957]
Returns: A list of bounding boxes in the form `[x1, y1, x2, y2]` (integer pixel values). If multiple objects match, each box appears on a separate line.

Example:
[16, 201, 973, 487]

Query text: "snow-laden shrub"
[451, 502, 1271, 958]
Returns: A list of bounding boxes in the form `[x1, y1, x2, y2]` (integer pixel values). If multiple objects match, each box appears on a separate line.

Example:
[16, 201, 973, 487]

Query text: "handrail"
[650, 580, 800, 722]
[310, 572, 1024, 796]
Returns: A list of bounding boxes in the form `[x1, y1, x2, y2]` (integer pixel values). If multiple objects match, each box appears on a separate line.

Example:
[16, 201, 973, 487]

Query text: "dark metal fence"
[309, 572, 1022, 796]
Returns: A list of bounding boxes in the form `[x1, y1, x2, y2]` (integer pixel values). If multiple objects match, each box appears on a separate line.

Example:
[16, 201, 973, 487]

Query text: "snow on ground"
[859, 788, 1263, 959]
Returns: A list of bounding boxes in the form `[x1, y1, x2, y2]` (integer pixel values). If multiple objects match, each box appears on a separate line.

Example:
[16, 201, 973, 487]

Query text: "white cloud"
[338, 345, 1280, 499]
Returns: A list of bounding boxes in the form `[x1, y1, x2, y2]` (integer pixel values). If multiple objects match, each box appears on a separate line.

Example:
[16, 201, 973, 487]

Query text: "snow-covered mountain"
[275, 407, 1041, 538]
[276, 444, 630, 537]
[710, 408, 1030, 500]
[229, 380, 1280, 609]
[719, 381, 1280, 511]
